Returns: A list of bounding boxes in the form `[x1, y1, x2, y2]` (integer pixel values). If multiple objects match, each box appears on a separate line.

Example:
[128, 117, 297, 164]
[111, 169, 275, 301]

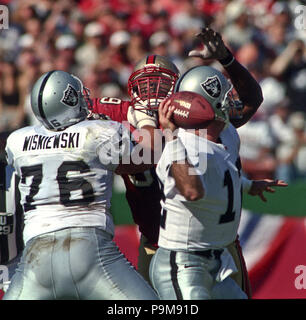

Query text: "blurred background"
[1, 0, 306, 183]
[1, 0, 306, 299]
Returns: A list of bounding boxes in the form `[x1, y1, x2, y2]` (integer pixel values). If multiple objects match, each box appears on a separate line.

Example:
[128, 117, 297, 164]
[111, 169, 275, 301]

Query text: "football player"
[168, 65, 287, 299]
[3, 70, 159, 300]
[89, 54, 180, 283]
[150, 94, 247, 299]
[177, 28, 288, 297]
[89, 27, 263, 298]
[150, 91, 287, 300]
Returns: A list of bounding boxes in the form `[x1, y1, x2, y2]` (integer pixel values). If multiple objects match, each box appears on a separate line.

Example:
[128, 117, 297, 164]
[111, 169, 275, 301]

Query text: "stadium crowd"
[1, 0, 306, 183]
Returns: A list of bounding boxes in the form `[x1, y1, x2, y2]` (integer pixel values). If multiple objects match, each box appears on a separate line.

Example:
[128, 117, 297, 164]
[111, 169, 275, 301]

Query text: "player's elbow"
[242, 84, 263, 110]
[255, 89, 264, 108]
[182, 186, 204, 201]
[252, 85, 264, 108]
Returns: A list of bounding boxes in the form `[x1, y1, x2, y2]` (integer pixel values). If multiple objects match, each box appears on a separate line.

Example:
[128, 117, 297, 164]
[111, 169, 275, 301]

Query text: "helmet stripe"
[38, 70, 56, 130]
[146, 55, 156, 64]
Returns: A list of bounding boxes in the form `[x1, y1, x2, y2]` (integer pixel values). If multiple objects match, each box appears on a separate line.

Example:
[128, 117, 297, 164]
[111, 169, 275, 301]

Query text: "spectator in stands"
[237, 109, 277, 180]
[268, 99, 299, 182]
[270, 39, 306, 112]
[126, 30, 148, 65]
[54, 34, 79, 74]
[149, 31, 171, 56]
[0, 0, 305, 177]
[109, 30, 133, 87]
[287, 112, 306, 180]
[75, 21, 106, 73]
[0, 61, 25, 132]
[222, 1, 257, 53]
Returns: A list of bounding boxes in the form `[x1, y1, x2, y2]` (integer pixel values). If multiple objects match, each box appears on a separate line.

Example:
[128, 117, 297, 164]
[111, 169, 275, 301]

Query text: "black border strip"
[38, 70, 56, 129]
[146, 55, 156, 64]
[170, 251, 183, 300]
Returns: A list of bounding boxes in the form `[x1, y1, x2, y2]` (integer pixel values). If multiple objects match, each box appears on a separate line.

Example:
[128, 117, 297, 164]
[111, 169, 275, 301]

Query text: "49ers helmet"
[31, 70, 90, 131]
[128, 55, 180, 110]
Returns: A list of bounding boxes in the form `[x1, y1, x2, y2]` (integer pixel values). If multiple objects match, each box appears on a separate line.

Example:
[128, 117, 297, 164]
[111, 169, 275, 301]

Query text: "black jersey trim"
[38, 70, 56, 130]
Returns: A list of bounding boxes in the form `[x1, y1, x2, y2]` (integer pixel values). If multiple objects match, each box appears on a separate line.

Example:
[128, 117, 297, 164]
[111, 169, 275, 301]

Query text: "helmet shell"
[31, 70, 88, 130]
[174, 66, 233, 123]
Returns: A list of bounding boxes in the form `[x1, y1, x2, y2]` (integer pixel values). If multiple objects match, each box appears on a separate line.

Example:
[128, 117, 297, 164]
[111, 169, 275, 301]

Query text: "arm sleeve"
[91, 97, 129, 122]
[96, 122, 134, 171]
[241, 175, 253, 193]
[156, 142, 206, 201]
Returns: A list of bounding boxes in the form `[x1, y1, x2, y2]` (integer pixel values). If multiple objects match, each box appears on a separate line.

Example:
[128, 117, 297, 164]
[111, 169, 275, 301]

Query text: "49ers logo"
[61, 84, 78, 107]
[200, 76, 221, 98]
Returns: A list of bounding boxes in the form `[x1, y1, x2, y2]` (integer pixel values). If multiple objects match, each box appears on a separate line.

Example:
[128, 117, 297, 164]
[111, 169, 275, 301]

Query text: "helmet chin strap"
[133, 97, 161, 110]
[134, 99, 148, 109]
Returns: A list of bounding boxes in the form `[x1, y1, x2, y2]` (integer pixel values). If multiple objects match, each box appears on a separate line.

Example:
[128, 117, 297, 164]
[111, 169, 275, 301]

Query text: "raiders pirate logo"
[200, 76, 221, 98]
[61, 84, 79, 107]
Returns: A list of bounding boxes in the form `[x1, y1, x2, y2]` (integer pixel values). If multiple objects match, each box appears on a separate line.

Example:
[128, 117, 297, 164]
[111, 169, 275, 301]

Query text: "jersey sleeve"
[96, 122, 133, 171]
[91, 97, 130, 123]
[156, 152, 177, 199]
[156, 142, 206, 201]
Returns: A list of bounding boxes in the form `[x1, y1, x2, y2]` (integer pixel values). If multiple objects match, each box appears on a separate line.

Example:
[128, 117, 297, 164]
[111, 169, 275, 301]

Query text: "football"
[167, 91, 215, 129]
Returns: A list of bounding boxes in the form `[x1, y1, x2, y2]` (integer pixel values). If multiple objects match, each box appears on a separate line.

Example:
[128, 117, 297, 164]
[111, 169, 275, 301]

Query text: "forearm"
[223, 59, 263, 127]
[167, 138, 204, 201]
[189, 27, 263, 123]
[115, 126, 161, 174]
[133, 125, 163, 155]
[171, 162, 204, 201]
[225, 59, 263, 107]
[269, 41, 301, 77]
[270, 52, 292, 76]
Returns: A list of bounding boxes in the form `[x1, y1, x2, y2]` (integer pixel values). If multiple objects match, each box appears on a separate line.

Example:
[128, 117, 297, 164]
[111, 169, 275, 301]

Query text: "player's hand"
[248, 179, 288, 202]
[158, 99, 177, 133]
[188, 27, 230, 61]
[127, 106, 158, 128]
[87, 111, 111, 120]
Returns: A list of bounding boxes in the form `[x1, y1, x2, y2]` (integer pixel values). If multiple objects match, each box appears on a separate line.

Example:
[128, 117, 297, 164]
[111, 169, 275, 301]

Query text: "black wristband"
[219, 48, 235, 67]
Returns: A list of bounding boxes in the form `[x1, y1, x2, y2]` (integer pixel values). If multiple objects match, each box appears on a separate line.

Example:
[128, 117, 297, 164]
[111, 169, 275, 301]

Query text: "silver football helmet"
[31, 70, 90, 131]
[174, 65, 243, 123]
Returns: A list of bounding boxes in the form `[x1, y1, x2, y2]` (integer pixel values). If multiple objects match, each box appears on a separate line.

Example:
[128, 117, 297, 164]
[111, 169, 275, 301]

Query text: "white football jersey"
[220, 123, 241, 170]
[5, 119, 132, 244]
[156, 127, 242, 250]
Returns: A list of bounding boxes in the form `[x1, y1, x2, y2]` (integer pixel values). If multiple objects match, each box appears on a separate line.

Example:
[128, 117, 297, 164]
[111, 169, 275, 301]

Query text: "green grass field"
[242, 179, 306, 217]
[111, 179, 306, 225]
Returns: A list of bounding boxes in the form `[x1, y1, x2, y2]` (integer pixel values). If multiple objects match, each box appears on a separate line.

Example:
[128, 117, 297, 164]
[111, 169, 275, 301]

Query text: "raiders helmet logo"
[61, 84, 79, 107]
[200, 76, 221, 98]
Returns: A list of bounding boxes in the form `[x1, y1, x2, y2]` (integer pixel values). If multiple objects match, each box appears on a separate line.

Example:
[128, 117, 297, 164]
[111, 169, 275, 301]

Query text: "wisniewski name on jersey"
[22, 132, 80, 151]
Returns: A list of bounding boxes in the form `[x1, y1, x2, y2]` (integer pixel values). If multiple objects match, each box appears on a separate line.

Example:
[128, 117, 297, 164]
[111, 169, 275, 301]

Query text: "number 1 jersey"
[5, 119, 131, 244]
[156, 129, 243, 250]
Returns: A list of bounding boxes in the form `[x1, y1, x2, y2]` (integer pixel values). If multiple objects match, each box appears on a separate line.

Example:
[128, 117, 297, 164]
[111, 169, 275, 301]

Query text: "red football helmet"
[128, 55, 180, 110]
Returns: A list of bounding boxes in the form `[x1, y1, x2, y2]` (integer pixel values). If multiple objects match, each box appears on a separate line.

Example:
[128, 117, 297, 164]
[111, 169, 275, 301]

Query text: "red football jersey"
[91, 97, 162, 245]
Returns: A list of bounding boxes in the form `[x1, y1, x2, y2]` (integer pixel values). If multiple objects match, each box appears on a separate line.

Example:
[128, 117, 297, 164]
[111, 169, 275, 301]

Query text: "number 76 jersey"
[156, 130, 243, 251]
[5, 119, 130, 244]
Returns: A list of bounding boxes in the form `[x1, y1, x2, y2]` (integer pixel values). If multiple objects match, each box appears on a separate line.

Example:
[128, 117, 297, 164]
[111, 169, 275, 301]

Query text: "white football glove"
[127, 106, 158, 128]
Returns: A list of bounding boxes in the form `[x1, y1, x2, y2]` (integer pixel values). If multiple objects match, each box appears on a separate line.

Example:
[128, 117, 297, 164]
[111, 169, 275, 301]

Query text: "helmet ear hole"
[216, 103, 221, 109]
[133, 86, 139, 95]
